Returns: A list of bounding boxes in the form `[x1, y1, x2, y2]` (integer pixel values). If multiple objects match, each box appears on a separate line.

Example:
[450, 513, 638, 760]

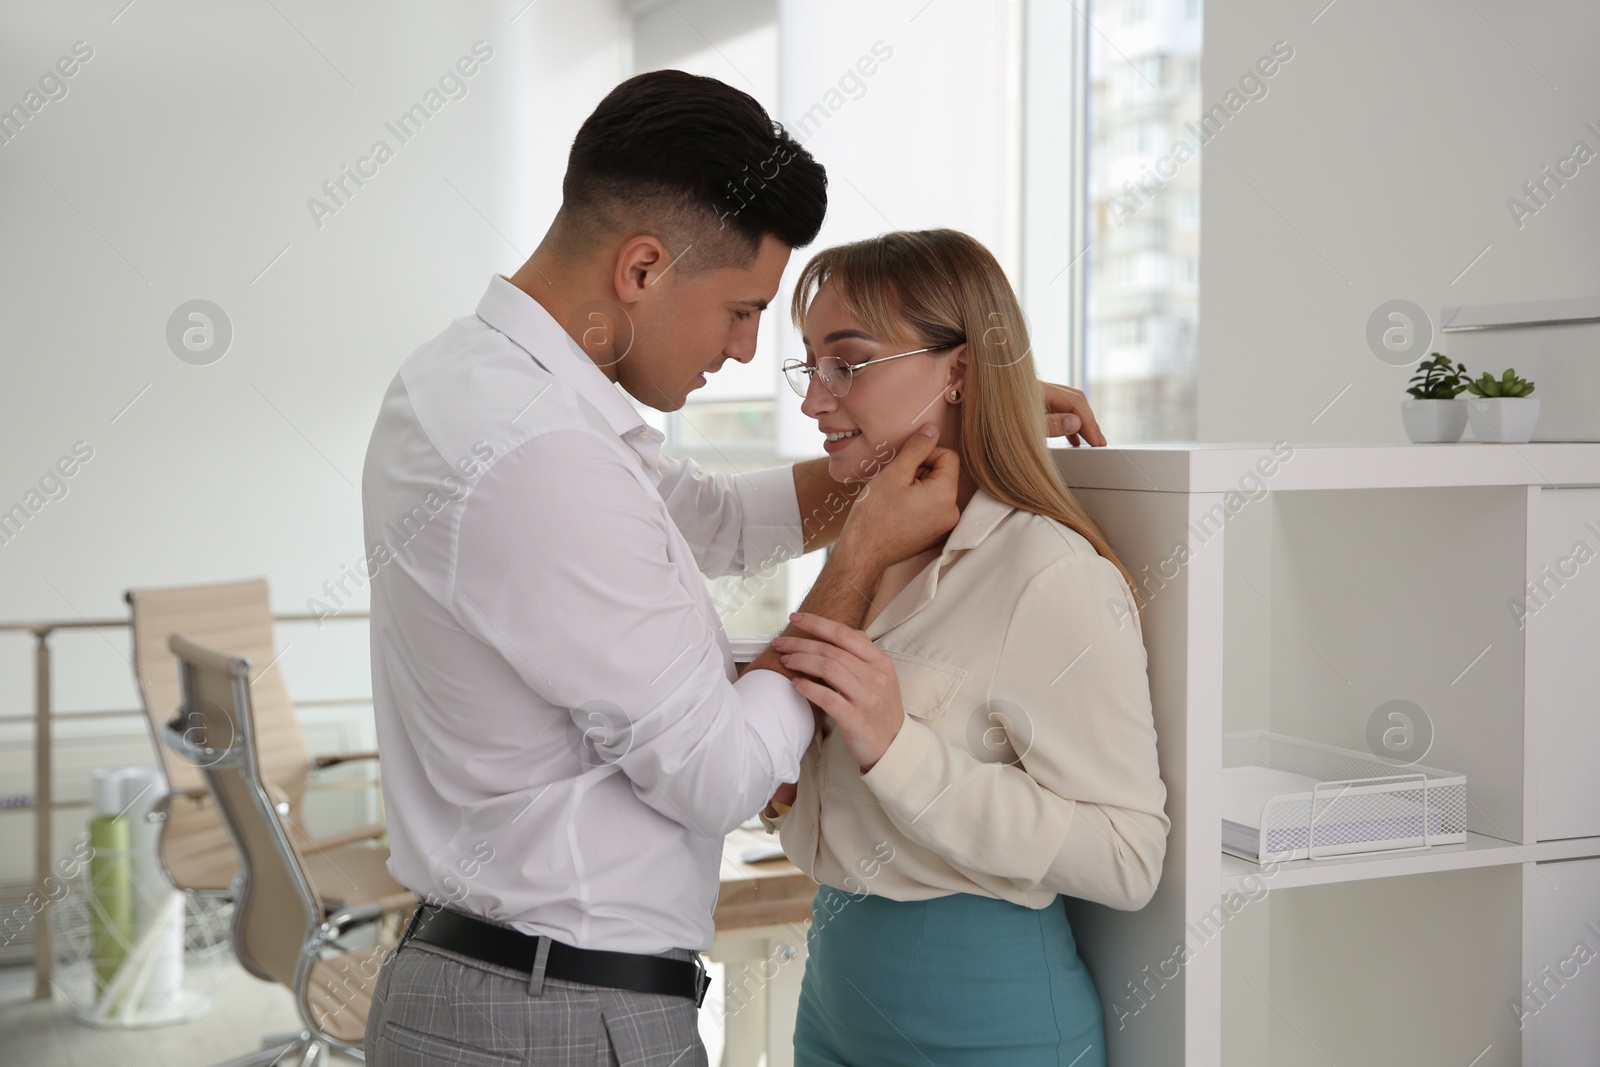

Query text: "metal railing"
[0, 609, 371, 1000]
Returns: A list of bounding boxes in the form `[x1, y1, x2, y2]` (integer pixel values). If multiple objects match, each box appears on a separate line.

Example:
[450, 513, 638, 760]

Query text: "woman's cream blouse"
[764, 485, 1170, 913]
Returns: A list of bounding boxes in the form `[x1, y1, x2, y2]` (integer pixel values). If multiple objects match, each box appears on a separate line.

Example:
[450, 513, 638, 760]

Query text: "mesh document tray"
[1222, 731, 1468, 863]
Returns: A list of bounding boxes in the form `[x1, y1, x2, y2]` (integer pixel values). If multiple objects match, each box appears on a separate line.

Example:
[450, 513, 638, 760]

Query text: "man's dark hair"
[557, 70, 827, 273]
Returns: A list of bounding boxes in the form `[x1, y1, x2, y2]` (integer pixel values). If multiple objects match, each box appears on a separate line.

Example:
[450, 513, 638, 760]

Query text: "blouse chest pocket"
[883, 650, 967, 727]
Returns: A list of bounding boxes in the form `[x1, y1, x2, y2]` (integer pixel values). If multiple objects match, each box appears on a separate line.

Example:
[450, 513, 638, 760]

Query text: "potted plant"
[1464, 367, 1540, 443]
[1402, 353, 1470, 443]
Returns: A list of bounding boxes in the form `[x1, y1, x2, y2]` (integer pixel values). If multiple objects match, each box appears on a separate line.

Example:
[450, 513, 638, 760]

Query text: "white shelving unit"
[1050, 443, 1600, 1067]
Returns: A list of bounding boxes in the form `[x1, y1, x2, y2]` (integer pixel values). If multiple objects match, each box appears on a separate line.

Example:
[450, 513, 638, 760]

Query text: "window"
[1083, 0, 1201, 441]
[1142, 56, 1163, 91]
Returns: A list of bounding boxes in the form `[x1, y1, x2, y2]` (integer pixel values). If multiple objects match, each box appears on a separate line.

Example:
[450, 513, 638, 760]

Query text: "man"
[361, 70, 1102, 1067]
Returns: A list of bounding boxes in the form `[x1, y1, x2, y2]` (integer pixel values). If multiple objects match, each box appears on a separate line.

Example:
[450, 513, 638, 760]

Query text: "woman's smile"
[822, 428, 862, 452]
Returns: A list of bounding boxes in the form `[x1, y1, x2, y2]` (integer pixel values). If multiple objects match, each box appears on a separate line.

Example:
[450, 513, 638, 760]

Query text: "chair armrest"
[319, 890, 417, 941]
[311, 751, 379, 769]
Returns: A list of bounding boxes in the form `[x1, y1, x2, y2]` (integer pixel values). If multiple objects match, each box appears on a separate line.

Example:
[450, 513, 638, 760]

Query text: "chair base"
[210, 1030, 363, 1066]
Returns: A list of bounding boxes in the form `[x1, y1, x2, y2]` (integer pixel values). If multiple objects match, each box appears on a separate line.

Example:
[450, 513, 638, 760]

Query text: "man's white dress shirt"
[361, 274, 814, 955]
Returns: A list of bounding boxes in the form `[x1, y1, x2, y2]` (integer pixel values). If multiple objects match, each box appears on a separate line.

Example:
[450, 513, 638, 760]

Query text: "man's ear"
[613, 235, 670, 305]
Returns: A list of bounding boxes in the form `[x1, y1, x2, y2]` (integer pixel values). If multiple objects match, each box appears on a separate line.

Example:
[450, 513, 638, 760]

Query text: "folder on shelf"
[1222, 763, 1452, 862]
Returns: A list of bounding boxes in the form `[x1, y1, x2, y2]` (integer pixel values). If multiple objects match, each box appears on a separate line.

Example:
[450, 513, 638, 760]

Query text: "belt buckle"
[692, 952, 711, 1008]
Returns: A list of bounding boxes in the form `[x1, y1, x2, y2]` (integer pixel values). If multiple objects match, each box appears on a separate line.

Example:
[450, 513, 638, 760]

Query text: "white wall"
[1196, 0, 1600, 445]
[0, 1, 631, 719]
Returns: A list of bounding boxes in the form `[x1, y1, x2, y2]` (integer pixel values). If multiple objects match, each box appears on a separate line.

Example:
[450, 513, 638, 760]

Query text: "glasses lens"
[820, 355, 852, 398]
[783, 362, 810, 397]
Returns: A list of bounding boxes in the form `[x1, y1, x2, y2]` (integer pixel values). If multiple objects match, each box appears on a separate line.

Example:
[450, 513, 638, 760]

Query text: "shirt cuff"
[734, 666, 816, 781]
[735, 463, 804, 575]
[860, 714, 936, 807]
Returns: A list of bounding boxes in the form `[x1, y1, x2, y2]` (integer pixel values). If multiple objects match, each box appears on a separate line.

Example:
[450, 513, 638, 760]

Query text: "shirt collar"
[942, 484, 1014, 556]
[474, 274, 665, 472]
[865, 484, 1017, 641]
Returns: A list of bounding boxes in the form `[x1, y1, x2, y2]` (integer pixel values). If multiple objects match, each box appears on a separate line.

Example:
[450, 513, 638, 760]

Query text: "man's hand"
[837, 425, 961, 571]
[1041, 380, 1107, 446]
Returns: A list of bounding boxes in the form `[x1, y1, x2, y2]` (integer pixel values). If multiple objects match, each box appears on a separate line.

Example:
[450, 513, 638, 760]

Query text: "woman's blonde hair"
[791, 228, 1142, 614]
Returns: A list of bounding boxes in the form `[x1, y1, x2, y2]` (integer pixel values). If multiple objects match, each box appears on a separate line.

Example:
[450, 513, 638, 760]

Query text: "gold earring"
[948, 389, 961, 403]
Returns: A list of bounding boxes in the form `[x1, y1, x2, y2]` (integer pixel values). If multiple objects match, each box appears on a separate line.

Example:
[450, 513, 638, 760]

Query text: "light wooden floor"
[0, 958, 732, 1066]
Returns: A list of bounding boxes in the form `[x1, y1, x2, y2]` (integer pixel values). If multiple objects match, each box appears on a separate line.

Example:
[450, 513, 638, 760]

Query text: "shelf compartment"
[1222, 731, 1467, 863]
[1529, 486, 1600, 842]
[1222, 866, 1523, 1067]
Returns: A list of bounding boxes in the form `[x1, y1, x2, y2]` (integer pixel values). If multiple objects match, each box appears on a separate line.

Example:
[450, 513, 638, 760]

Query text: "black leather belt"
[405, 905, 711, 1007]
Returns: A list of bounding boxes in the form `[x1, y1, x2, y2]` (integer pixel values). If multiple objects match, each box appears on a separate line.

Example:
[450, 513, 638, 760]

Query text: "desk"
[710, 827, 816, 1067]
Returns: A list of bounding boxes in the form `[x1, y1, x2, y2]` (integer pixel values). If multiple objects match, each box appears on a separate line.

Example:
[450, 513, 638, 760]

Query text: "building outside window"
[1084, 0, 1202, 442]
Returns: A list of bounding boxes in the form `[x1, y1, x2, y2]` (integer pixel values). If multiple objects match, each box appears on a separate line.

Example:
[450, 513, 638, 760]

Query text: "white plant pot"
[1400, 398, 1469, 443]
[1467, 396, 1541, 443]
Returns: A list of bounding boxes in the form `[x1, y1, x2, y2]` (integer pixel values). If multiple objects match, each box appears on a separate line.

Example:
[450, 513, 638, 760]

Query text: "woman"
[760, 229, 1170, 1067]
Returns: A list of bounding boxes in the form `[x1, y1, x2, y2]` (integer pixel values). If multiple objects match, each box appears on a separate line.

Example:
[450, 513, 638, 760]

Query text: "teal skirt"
[793, 885, 1107, 1067]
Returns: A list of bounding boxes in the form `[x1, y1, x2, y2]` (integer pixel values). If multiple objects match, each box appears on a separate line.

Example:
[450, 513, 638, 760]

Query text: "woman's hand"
[1040, 380, 1107, 447]
[774, 612, 905, 774]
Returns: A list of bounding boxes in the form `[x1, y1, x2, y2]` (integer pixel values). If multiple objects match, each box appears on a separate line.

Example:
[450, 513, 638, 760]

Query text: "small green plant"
[1464, 367, 1535, 398]
[1406, 352, 1469, 399]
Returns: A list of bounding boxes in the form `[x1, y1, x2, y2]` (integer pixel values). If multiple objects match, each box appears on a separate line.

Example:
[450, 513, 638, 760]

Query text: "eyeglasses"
[782, 344, 955, 399]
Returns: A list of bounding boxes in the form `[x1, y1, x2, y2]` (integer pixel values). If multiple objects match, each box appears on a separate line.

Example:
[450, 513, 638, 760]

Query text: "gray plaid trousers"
[365, 926, 709, 1067]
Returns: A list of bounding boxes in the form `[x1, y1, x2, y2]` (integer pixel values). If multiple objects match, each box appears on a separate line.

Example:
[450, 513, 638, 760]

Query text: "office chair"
[126, 578, 401, 907]
[166, 632, 414, 1065]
